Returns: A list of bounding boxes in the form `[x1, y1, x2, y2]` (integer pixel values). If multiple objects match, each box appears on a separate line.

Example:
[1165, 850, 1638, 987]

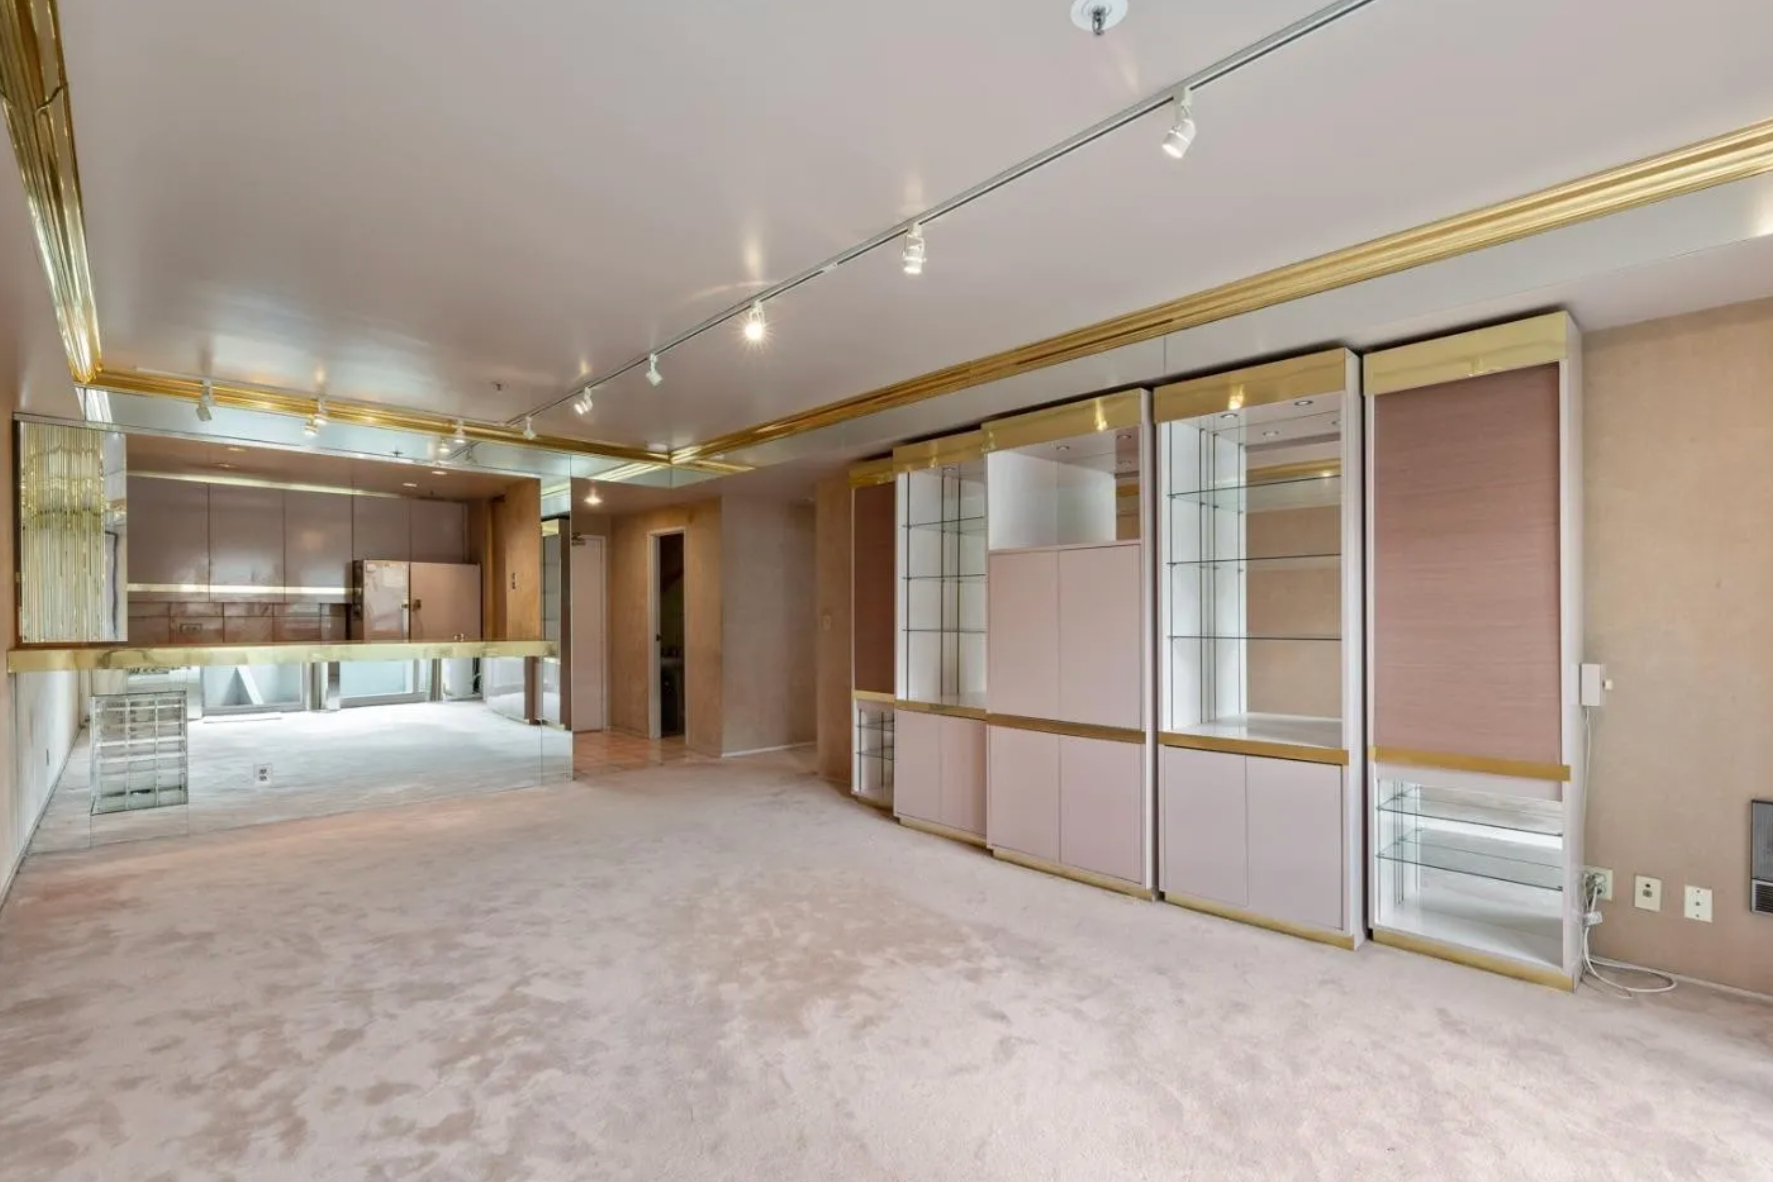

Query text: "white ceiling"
[36, 0, 1773, 459]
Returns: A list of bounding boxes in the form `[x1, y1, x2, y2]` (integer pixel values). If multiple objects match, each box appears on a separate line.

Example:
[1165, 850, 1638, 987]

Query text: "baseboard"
[1161, 890, 1358, 951]
[993, 848, 1155, 900]
[898, 815, 988, 848]
[0, 716, 83, 916]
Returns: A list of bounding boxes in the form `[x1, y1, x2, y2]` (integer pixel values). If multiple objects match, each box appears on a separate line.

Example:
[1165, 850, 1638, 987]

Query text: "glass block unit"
[89, 690, 189, 813]
[896, 439, 987, 710]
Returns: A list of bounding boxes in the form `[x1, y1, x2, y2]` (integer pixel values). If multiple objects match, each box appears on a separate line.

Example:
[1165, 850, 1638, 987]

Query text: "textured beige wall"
[1585, 298, 1773, 995]
[814, 473, 853, 783]
[720, 498, 817, 755]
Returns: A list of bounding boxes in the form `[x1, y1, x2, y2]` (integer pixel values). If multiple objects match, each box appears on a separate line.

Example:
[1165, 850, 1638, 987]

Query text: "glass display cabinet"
[1155, 350, 1365, 946]
[1364, 313, 1584, 989]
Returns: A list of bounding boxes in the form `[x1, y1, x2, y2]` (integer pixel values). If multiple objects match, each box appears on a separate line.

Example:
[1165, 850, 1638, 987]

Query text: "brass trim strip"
[1161, 891, 1358, 950]
[1247, 458, 1343, 484]
[1372, 928, 1574, 992]
[846, 456, 896, 487]
[981, 390, 1142, 452]
[1371, 746, 1569, 783]
[676, 119, 1773, 463]
[894, 698, 988, 721]
[987, 713, 1143, 744]
[1161, 731, 1349, 766]
[852, 688, 896, 704]
[993, 848, 1155, 899]
[898, 816, 988, 849]
[1364, 312, 1571, 396]
[7, 638, 556, 672]
[130, 470, 413, 500]
[1154, 348, 1350, 424]
[128, 583, 350, 597]
[892, 430, 985, 473]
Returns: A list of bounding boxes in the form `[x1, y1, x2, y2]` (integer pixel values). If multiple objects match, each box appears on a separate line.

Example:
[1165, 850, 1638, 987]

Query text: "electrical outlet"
[254, 763, 273, 786]
[1634, 875, 1662, 912]
[1683, 885, 1713, 923]
[1585, 866, 1614, 901]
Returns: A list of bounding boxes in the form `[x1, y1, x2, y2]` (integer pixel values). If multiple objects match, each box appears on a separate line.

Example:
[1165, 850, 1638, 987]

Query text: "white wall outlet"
[1634, 875, 1662, 911]
[254, 763, 273, 786]
[1683, 885, 1713, 923]
[1579, 663, 1607, 707]
[1585, 867, 1614, 901]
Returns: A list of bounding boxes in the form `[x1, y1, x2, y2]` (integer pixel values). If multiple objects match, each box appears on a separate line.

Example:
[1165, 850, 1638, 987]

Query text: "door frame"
[647, 527, 686, 741]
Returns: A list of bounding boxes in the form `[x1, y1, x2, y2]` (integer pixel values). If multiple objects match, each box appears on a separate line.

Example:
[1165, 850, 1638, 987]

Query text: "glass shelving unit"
[89, 691, 189, 814]
[1374, 777, 1566, 971]
[898, 459, 987, 708]
[1161, 400, 1346, 750]
[852, 702, 894, 808]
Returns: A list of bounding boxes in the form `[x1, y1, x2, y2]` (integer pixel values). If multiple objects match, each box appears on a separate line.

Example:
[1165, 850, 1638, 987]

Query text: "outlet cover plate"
[1634, 875, 1662, 911]
[1585, 866, 1614, 901]
[1683, 885, 1713, 922]
[254, 763, 273, 786]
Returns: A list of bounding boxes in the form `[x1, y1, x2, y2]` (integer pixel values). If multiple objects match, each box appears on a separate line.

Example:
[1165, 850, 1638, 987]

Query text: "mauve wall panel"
[409, 500, 468, 563]
[1058, 544, 1141, 729]
[207, 484, 285, 594]
[986, 725, 1060, 860]
[851, 483, 896, 695]
[283, 491, 354, 602]
[893, 709, 942, 824]
[1372, 365, 1563, 764]
[1058, 736, 1143, 884]
[987, 549, 1059, 719]
[126, 477, 209, 591]
[353, 497, 411, 562]
[939, 716, 987, 837]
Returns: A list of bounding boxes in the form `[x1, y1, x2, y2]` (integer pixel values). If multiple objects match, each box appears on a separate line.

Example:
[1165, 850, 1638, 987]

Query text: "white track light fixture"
[1161, 90, 1196, 160]
[574, 388, 595, 415]
[195, 380, 215, 422]
[742, 300, 767, 344]
[453, 418, 467, 443]
[522, 415, 537, 441]
[902, 222, 926, 275]
[646, 354, 663, 387]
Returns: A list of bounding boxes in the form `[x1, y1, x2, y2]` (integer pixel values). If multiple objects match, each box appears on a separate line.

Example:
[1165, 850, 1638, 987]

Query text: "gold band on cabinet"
[6, 639, 556, 673]
[1370, 746, 1569, 783]
[1161, 891, 1358, 950]
[993, 848, 1155, 900]
[987, 713, 1144, 745]
[891, 430, 986, 473]
[127, 583, 350, 597]
[980, 390, 1143, 452]
[1154, 349, 1351, 424]
[898, 816, 988, 849]
[1246, 458, 1343, 484]
[1161, 730, 1349, 766]
[852, 688, 895, 704]
[1363, 312, 1572, 396]
[846, 457, 896, 487]
[1372, 928, 1573, 991]
[894, 698, 988, 721]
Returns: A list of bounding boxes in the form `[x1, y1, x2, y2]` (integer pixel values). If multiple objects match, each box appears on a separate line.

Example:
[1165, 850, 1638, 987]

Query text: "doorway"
[649, 529, 686, 739]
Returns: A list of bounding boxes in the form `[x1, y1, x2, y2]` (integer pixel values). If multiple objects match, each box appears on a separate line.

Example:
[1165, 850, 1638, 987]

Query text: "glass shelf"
[1168, 474, 1342, 512]
[905, 515, 987, 535]
[902, 573, 986, 581]
[1169, 632, 1341, 642]
[1167, 553, 1341, 571]
[1379, 785, 1563, 838]
[1378, 831, 1564, 892]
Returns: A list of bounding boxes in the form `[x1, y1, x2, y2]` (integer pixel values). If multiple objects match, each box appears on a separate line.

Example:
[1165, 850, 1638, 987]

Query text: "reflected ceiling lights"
[742, 300, 767, 343]
[902, 223, 927, 276]
[574, 388, 595, 415]
[313, 395, 329, 425]
[646, 354, 663, 387]
[453, 418, 467, 443]
[584, 483, 603, 507]
[523, 415, 537, 441]
[1161, 90, 1196, 160]
[196, 379, 215, 422]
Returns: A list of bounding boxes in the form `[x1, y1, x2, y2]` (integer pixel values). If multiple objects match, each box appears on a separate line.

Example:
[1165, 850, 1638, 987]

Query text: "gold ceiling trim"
[846, 456, 895, 488]
[675, 116, 1773, 463]
[1154, 348, 1351, 424]
[0, 0, 99, 381]
[1364, 310, 1571, 395]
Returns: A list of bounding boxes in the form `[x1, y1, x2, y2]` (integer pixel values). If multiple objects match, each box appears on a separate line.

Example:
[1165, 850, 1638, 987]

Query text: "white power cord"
[1578, 704, 1676, 998]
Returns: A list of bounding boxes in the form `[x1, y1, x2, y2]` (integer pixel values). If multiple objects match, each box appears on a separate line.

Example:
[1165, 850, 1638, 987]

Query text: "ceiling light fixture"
[1218, 411, 1238, 420]
[453, 418, 467, 443]
[196, 380, 215, 422]
[1293, 399, 1314, 408]
[646, 354, 663, 387]
[574, 388, 595, 415]
[742, 300, 767, 344]
[523, 415, 537, 441]
[302, 417, 319, 437]
[402, 481, 418, 488]
[584, 483, 603, 507]
[902, 223, 926, 275]
[1161, 89, 1197, 160]
[1261, 430, 1281, 438]
[313, 395, 329, 425]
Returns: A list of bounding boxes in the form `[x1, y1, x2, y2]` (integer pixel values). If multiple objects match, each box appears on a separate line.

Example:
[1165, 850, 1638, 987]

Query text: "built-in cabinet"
[893, 707, 986, 838]
[849, 462, 898, 808]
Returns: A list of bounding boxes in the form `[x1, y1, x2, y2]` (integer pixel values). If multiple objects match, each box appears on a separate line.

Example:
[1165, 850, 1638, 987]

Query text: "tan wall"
[1246, 505, 1341, 719]
[815, 473, 854, 782]
[721, 497, 817, 755]
[607, 501, 723, 755]
[1585, 298, 1773, 995]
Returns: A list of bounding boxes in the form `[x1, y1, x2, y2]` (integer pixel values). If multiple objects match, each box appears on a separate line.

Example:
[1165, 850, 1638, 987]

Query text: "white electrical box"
[1579, 663, 1607, 707]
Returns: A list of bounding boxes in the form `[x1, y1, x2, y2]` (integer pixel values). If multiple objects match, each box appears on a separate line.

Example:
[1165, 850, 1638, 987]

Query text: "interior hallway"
[1, 754, 1768, 1182]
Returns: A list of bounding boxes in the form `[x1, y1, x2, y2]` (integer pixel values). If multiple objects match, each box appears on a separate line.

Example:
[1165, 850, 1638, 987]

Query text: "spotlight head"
[646, 354, 663, 387]
[1162, 92, 1196, 160]
[742, 300, 767, 344]
[574, 389, 594, 415]
[902, 223, 926, 276]
[522, 415, 537, 441]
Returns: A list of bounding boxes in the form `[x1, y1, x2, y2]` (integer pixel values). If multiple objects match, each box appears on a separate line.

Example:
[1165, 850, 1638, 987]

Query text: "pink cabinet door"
[987, 725, 1060, 860]
[893, 710, 942, 824]
[1058, 736, 1144, 884]
[939, 716, 987, 837]
[987, 550, 1059, 720]
[1246, 757, 1344, 931]
[1058, 544, 1142, 729]
[1159, 746, 1247, 907]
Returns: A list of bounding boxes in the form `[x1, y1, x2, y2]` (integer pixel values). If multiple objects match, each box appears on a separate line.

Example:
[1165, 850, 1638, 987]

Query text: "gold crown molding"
[0, 0, 99, 382]
[1364, 311, 1570, 395]
[675, 116, 1773, 464]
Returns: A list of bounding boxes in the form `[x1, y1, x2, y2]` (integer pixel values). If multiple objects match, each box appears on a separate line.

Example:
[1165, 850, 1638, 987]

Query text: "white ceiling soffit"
[720, 170, 1773, 468]
[56, 0, 1773, 454]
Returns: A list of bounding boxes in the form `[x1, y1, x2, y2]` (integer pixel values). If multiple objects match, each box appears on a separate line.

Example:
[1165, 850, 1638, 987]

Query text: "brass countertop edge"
[1159, 731, 1349, 766]
[985, 714, 1144, 744]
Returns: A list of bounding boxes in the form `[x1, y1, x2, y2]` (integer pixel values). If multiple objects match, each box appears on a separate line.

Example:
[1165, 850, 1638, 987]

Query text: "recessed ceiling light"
[1293, 399, 1314, 408]
[1054, 444, 1071, 452]
[225, 446, 246, 453]
[402, 481, 418, 488]
[1261, 430, 1281, 438]
[431, 469, 447, 477]
[1219, 412, 1238, 420]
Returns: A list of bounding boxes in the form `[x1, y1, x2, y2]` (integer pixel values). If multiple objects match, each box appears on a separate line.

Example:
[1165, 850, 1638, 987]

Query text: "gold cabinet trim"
[1161, 891, 1358, 950]
[127, 583, 351, 597]
[893, 698, 988, 721]
[987, 714, 1144, 744]
[898, 816, 988, 849]
[1370, 746, 1569, 783]
[1247, 458, 1343, 484]
[1363, 312, 1571, 395]
[846, 456, 896, 487]
[994, 848, 1155, 900]
[7, 639, 556, 673]
[1154, 348, 1351, 424]
[891, 430, 986, 473]
[1160, 731, 1349, 765]
[1372, 928, 1574, 992]
[852, 688, 896, 704]
[981, 390, 1143, 453]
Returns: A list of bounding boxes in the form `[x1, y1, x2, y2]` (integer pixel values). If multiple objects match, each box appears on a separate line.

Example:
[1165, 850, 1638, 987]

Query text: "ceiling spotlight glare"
[522, 415, 537, 441]
[574, 389, 595, 415]
[584, 483, 603, 507]
[902, 223, 926, 275]
[646, 354, 663, 387]
[742, 300, 767, 344]
[313, 395, 329, 425]
[453, 418, 467, 443]
[196, 379, 215, 422]
[1161, 91, 1196, 160]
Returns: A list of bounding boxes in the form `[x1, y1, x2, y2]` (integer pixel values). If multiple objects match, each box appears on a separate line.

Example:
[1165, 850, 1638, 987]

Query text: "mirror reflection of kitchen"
[655, 530, 686, 738]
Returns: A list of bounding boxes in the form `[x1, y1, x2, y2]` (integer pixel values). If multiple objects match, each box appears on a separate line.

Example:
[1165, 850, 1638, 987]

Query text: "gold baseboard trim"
[1161, 731, 1348, 766]
[993, 848, 1155, 900]
[1160, 891, 1357, 950]
[987, 714, 1143, 744]
[1372, 928, 1573, 992]
[898, 816, 988, 848]
[1370, 746, 1568, 783]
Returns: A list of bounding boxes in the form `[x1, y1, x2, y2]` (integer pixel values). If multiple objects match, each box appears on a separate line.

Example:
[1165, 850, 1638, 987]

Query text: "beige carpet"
[1, 753, 1770, 1182]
